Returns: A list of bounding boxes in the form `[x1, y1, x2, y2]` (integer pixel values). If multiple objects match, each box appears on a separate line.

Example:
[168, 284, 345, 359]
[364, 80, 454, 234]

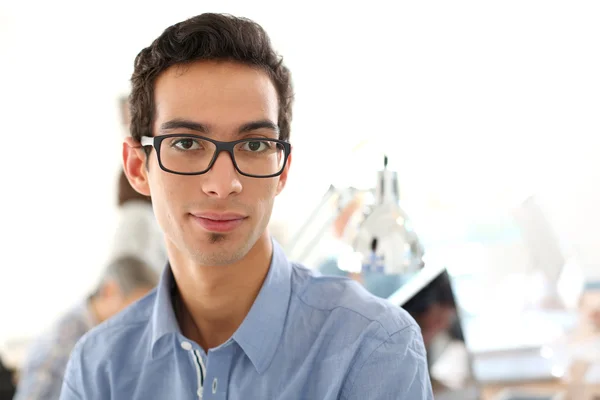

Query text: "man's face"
[126, 61, 290, 266]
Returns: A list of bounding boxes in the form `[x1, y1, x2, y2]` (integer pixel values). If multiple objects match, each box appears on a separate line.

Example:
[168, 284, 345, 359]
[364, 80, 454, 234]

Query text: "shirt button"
[212, 378, 218, 394]
[180, 341, 192, 351]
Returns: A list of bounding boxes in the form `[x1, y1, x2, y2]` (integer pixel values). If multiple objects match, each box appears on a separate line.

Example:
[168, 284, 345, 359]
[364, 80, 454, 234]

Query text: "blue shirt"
[15, 300, 96, 400]
[60, 241, 433, 399]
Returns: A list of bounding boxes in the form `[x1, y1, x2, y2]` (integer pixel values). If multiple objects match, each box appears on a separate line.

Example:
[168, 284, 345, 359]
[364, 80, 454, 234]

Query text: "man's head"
[92, 256, 158, 322]
[123, 13, 294, 267]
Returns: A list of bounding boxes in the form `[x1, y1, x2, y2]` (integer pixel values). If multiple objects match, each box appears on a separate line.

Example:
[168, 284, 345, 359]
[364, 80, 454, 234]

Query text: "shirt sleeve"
[341, 325, 434, 400]
[59, 378, 83, 400]
[58, 343, 85, 400]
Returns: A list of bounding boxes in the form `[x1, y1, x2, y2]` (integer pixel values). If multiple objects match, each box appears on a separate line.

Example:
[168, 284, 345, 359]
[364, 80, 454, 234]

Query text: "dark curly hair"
[128, 13, 294, 144]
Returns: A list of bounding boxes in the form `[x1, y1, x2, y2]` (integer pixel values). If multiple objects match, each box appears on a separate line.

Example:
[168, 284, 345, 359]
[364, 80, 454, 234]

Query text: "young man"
[15, 256, 157, 400]
[60, 13, 433, 400]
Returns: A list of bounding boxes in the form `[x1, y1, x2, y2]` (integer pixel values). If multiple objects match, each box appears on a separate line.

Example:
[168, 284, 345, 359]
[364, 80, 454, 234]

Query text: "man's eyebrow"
[160, 119, 209, 133]
[238, 120, 280, 134]
[159, 118, 279, 135]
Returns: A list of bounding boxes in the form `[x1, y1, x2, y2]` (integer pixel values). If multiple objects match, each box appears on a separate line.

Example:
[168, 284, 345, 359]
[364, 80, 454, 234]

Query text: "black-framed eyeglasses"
[140, 134, 292, 178]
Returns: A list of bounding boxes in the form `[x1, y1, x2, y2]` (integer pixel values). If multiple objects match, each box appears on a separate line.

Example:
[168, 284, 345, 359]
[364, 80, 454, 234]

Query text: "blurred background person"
[13, 256, 158, 400]
[400, 270, 460, 394]
[402, 270, 458, 347]
[109, 170, 167, 273]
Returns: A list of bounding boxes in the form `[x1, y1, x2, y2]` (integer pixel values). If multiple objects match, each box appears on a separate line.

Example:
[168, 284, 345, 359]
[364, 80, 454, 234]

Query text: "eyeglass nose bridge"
[204, 140, 242, 175]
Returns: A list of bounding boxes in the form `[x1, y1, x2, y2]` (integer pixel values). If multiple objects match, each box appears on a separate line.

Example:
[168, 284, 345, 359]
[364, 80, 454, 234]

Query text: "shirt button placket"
[181, 341, 193, 351]
[205, 341, 234, 399]
[181, 340, 206, 399]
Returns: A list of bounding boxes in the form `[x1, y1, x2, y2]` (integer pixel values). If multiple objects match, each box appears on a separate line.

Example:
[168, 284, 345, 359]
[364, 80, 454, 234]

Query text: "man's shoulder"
[290, 263, 418, 337]
[74, 290, 156, 360]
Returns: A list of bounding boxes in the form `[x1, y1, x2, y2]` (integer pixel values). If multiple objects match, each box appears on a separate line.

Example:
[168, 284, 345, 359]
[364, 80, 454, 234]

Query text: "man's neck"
[170, 234, 273, 351]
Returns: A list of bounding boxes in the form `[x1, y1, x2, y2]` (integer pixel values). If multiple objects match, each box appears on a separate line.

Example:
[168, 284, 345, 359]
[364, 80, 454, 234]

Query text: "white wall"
[538, 164, 600, 279]
[1, 1, 599, 345]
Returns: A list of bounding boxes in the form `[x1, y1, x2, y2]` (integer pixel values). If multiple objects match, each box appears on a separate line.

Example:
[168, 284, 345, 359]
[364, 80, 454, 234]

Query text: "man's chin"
[207, 232, 227, 244]
[187, 238, 249, 266]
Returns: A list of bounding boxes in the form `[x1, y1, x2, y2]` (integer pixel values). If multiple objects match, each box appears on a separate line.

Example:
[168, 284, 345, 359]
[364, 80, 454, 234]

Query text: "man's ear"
[276, 151, 292, 195]
[123, 137, 151, 197]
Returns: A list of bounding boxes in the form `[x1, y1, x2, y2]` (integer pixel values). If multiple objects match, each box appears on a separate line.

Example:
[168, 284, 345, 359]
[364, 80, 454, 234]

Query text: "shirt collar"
[150, 264, 180, 355]
[233, 240, 292, 374]
[149, 239, 292, 374]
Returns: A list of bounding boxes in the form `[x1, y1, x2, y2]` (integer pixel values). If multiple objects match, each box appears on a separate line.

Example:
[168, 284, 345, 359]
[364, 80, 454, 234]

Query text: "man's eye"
[243, 141, 268, 152]
[172, 139, 201, 150]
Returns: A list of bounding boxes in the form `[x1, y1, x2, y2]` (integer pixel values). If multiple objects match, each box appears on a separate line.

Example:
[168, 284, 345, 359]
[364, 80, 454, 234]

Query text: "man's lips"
[190, 212, 247, 233]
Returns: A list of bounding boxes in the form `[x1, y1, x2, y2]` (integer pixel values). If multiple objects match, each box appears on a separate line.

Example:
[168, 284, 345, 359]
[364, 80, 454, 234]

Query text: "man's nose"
[201, 151, 243, 198]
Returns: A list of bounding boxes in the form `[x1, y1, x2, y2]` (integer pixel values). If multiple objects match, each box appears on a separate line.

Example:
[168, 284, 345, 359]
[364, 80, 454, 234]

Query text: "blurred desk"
[481, 381, 565, 400]
[479, 290, 600, 400]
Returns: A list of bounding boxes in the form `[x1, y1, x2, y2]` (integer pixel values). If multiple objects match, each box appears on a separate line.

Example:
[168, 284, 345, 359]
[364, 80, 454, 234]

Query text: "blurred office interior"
[1, 1, 600, 399]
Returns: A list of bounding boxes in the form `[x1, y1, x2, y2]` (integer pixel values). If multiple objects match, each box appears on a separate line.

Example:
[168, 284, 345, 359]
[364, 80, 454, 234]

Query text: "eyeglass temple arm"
[140, 136, 154, 147]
